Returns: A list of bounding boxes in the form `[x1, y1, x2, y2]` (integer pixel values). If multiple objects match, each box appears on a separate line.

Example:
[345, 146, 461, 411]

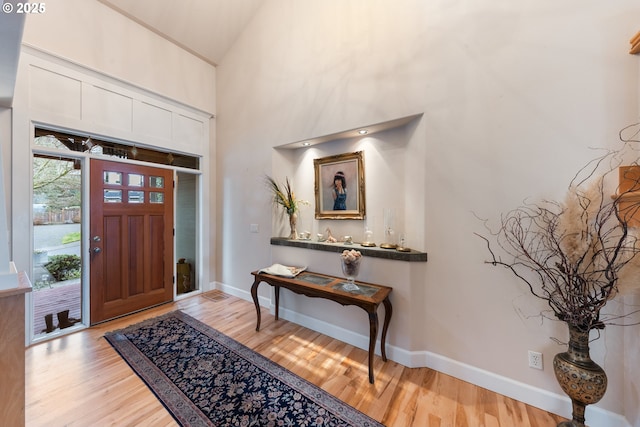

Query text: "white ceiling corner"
[99, 0, 264, 66]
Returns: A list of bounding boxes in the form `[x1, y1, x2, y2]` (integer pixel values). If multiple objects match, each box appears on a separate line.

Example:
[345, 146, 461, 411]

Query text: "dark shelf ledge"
[270, 237, 428, 262]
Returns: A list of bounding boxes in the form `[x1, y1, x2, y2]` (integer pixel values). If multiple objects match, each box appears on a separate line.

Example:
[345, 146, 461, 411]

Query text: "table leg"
[274, 285, 280, 320]
[250, 278, 262, 331]
[367, 310, 379, 384]
[381, 297, 392, 362]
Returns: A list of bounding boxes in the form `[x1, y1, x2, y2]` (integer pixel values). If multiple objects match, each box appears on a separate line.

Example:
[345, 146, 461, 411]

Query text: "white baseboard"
[212, 281, 631, 427]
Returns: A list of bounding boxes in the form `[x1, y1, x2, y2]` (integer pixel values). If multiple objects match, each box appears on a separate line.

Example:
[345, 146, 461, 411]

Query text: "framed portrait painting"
[314, 151, 365, 219]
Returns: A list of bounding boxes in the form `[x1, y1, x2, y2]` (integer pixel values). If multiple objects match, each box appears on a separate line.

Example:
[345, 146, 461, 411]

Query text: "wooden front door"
[90, 159, 174, 324]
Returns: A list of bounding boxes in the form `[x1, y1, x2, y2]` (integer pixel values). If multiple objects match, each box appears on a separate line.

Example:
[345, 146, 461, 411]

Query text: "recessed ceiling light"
[358, 129, 368, 135]
[302, 141, 311, 146]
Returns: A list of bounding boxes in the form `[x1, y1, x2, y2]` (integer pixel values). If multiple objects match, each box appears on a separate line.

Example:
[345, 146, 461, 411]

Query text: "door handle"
[93, 236, 101, 242]
[92, 247, 102, 254]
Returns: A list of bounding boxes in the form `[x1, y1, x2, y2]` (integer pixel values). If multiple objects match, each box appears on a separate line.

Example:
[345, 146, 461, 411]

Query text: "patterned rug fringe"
[105, 311, 384, 427]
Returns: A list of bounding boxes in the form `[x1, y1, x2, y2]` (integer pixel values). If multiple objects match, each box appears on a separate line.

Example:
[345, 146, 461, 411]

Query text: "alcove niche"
[267, 113, 430, 362]
[270, 113, 426, 256]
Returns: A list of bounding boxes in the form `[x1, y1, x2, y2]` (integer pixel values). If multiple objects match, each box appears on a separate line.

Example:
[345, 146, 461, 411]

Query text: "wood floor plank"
[25, 292, 566, 427]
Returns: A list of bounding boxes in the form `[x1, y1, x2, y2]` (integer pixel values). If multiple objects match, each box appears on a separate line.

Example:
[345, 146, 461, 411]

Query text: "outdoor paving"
[32, 223, 82, 336]
[32, 281, 81, 335]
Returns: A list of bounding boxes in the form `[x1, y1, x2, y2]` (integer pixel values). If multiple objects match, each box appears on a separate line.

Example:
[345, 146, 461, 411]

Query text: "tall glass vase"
[380, 208, 397, 248]
[553, 324, 608, 427]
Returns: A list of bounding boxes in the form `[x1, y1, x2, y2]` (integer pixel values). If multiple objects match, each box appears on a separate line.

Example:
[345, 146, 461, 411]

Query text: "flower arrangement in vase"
[265, 175, 308, 239]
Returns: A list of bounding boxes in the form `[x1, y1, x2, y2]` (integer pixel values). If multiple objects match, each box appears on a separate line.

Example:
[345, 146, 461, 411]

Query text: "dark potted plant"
[44, 254, 81, 282]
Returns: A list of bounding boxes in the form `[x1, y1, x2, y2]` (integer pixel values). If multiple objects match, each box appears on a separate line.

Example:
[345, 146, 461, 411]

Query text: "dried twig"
[479, 127, 640, 333]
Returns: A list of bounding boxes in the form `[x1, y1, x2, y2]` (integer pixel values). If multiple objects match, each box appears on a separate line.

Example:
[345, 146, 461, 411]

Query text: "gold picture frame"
[314, 151, 365, 220]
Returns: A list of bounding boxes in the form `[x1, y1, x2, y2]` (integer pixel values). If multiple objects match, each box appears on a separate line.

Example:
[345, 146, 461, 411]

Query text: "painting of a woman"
[314, 151, 365, 219]
[332, 171, 347, 210]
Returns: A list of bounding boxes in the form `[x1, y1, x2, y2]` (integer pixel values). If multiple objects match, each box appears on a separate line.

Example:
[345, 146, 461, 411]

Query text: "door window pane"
[150, 192, 164, 204]
[104, 190, 122, 203]
[149, 176, 164, 188]
[128, 191, 144, 203]
[104, 171, 122, 185]
[128, 174, 144, 187]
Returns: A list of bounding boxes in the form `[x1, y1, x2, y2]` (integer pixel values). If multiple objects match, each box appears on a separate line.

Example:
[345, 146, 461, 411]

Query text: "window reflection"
[128, 191, 144, 203]
[128, 174, 144, 187]
[104, 190, 122, 203]
[104, 171, 122, 185]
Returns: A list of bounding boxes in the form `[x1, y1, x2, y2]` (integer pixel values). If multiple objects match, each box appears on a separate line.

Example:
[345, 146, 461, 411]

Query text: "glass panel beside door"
[32, 154, 83, 337]
[176, 171, 198, 295]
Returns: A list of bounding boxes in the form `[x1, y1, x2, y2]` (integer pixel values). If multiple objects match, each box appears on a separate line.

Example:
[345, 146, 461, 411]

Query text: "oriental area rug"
[104, 310, 384, 427]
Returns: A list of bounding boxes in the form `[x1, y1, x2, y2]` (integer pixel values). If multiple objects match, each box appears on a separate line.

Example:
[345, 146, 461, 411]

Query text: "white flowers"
[340, 249, 362, 264]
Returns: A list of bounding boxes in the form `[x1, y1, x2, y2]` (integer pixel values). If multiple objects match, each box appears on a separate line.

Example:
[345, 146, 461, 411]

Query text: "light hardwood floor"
[25, 291, 566, 426]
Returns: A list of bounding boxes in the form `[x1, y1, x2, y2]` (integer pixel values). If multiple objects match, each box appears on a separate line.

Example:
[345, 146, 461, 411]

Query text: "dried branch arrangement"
[265, 175, 300, 216]
[479, 125, 640, 333]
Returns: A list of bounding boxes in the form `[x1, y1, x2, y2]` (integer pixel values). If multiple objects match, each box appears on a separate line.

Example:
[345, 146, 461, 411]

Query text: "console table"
[250, 270, 392, 384]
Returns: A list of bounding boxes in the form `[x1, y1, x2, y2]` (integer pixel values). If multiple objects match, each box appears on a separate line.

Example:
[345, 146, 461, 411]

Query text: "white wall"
[216, 0, 640, 424]
[21, 0, 215, 113]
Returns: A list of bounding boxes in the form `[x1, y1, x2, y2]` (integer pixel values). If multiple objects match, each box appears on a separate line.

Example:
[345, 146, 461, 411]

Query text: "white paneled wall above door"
[22, 46, 212, 156]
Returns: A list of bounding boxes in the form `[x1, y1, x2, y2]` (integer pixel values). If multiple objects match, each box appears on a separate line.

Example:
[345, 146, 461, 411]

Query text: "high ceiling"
[99, 0, 264, 66]
[1, 1, 261, 106]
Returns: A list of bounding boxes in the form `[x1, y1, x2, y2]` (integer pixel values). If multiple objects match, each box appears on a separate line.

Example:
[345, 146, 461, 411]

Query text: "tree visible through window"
[33, 152, 81, 224]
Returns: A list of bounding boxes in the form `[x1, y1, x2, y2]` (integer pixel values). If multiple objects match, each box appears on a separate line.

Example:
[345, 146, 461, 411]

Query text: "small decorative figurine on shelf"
[325, 227, 337, 243]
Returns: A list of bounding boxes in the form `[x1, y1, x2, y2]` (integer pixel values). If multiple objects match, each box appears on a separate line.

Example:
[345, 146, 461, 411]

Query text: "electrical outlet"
[528, 350, 543, 370]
